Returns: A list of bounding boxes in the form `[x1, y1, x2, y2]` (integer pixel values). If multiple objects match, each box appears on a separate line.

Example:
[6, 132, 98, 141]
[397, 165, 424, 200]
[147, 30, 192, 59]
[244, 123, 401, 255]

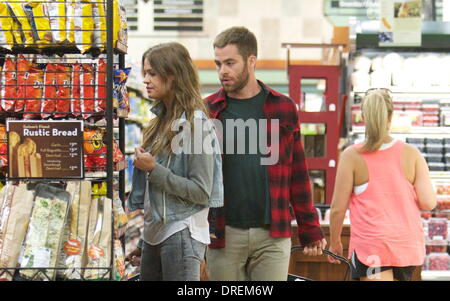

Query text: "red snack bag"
[71, 63, 82, 117]
[23, 67, 44, 119]
[55, 64, 72, 118]
[96, 58, 107, 112]
[81, 64, 96, 119]
[113, 140, 124, 163]
[15, 55, 31, 112]
[0, 125, 7, 166]
[41, 63, 58, 118]
[1, 57, 17, 112]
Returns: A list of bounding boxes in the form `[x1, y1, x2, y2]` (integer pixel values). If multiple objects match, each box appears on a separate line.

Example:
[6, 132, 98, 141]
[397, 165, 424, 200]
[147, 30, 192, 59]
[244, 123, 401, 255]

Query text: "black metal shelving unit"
[0, 0, 127, 281]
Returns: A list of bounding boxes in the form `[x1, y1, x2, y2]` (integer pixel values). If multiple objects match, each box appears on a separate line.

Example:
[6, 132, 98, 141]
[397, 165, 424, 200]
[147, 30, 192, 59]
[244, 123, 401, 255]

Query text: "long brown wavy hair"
[141, 42, 208, 156]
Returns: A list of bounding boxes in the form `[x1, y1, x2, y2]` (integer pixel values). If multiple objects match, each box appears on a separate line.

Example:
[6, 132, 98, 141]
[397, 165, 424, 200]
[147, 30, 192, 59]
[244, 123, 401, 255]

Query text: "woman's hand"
[134, 147, 156, 172]
[327, 241, 344, 264]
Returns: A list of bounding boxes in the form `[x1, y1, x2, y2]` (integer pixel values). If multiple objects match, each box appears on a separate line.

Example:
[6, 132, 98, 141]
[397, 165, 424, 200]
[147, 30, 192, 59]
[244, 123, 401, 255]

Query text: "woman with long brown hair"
[127, 42, 223, 281]
[328, 89, 436, 281]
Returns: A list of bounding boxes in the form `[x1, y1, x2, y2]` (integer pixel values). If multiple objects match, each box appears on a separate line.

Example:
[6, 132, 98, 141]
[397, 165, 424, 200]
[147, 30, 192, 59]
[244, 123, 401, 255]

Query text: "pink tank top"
[348, 140, 425, 267]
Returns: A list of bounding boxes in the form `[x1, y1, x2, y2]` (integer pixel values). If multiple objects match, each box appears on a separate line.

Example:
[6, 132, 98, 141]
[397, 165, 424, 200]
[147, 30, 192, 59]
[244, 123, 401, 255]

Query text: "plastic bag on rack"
[65, 0, 75, 44]
[93, 0, 107, 51]
[23, 66, 44, 119]
[55, 64, 72, 118]
[0, 184, 34, 281]
[25, 1, 53, 48]
[81, 63, 96, 119]
[96, 58, 107, 112]
[113, 240, 126, 281]
[71, 63, 82, 117]
[113, 0, 128, 51]
[113, 68, 131, 113]
[47, 0, 67, 44]
[41, 63, 58, 118]
[19, 183, 70, 281]
[59, 181, 92, 280]
[83, 128, 106, 171]
[0, 184, 16, 260]
[8, 2, 35, 47]
[0, 126, 7, 167]
[84, 196, 112, 280]
[113, 197, 127, 239]
[15, 54, 32, 113]
[72, 1, 95, 53]
[1, 56, 16, 112]
[0, 2, 14, 51]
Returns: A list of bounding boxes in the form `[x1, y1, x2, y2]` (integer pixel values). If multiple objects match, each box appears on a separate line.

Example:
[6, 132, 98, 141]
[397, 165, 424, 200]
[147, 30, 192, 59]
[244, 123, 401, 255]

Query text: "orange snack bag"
[71, 64, 82, 117]
[41, 63, 58, 118]
[23, 67, 44, 119]
[1, 57, 16, 112]
[15, 55, 31, 112]
[81, 64, 96, 119]
[55, 64, 72, 118]
[96, 58, 106, 112]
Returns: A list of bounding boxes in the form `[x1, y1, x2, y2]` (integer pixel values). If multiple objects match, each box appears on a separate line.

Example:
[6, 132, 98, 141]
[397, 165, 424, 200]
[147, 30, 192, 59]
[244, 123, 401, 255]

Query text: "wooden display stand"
[289, 224, 422, 281]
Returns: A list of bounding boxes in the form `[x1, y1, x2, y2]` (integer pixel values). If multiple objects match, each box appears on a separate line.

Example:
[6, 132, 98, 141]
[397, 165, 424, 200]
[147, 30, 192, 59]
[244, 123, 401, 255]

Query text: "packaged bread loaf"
[19, 183, 70, 281]
[84, 196, 112, 280]
[60, 181, 92, 280]
[0, 184, 34, 281]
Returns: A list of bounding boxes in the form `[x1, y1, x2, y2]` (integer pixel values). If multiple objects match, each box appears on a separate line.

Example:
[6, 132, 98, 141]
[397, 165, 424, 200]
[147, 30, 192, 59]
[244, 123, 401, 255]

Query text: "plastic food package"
[428, 218, 448, 240]
[0, 3, 14, 51]
[41, 63, 58, 118]
[93, 0, 107, 50]
[425, 253, 450, 271]
[84, 196, 112, 280]
[60, 181, 92, 280]
[96, 58, 107, 112]
[113, 239, 126, 281]
[84, 128, 107, 170]
[72, 1, 95, 53]
[425, 239, 448, 254]
[114, 68, 131, 113]
[1, 56, 16, 112]
[71, 63, 82, 117]
[55, 64, 72, 118]
[113, 197, 128, 238]
[113, 0, 128, 51]
[0, 184, 34, 281]
[23, 66, 44, 119]
[8, 2, 35, 47]
[0, 184, 16, 259]
[81, 63, 96, 119]
[46, 0, 67, 44]
[25, 1, 53, 48]
[436, 195, 450, 210]
[19, 184, 70, 281]
[16, 55, 32, 112]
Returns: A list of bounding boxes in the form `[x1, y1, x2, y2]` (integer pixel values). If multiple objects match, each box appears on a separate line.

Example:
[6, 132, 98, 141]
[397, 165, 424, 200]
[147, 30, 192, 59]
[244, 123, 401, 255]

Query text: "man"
[205, 26, 326, 281]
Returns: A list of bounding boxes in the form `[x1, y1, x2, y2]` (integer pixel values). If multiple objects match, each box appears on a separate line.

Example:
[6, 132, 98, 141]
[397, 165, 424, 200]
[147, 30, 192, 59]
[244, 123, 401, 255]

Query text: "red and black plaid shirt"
[206, 81, 324, 249]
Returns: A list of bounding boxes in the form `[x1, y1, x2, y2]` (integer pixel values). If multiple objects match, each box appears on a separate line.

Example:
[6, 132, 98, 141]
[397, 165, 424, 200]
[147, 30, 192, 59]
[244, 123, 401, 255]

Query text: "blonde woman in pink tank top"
[328, 89, 436, 281]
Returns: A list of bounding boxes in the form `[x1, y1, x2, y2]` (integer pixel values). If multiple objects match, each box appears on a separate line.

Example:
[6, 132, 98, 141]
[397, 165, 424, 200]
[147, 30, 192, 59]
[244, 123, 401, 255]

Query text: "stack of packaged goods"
[0, 181, 128, 281]
[0, 0, 127, 54]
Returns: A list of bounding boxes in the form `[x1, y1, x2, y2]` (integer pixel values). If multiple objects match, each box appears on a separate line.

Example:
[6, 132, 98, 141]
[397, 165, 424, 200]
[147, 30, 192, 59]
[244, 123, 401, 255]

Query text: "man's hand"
[303, 238, 327, 256]
[327, 241, 343, 264]
[125, 248, 142, 267]
[134, 147, 156, 172]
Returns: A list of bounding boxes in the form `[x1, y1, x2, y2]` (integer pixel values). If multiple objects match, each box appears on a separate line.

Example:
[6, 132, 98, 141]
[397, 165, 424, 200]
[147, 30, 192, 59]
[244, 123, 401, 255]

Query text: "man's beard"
[222, 63, 250, 94]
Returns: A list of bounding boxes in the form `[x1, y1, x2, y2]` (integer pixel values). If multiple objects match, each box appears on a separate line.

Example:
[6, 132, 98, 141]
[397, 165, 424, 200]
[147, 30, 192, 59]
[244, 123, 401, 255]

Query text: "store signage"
[7, 120, 84, 179]
[324, 0, 442, 24]
[379, 0, 422, 47]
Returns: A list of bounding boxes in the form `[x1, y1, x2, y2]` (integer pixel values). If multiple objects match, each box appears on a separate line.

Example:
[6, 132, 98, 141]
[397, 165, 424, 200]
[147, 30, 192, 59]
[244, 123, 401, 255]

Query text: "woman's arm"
[413, 148, 437, 211]
[329, 148, 354, 262]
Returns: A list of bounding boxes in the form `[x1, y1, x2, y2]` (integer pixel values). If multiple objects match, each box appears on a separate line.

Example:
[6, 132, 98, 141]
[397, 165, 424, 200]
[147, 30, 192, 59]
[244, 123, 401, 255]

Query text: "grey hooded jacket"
[128, 102, 223, 223]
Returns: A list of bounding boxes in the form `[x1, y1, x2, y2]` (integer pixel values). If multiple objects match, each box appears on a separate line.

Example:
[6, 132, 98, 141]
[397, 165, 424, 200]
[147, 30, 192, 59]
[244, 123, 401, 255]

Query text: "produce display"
[425, 253, 450, 271]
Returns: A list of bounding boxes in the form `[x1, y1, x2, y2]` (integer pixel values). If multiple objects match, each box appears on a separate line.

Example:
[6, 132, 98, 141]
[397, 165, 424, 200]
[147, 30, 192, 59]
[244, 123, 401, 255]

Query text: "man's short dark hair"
[213, 27, 257, 61]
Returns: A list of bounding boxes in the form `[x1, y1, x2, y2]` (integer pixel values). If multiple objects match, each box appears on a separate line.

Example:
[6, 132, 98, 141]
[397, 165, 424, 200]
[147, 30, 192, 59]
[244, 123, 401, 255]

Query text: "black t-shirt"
[220, 88, 271, 229]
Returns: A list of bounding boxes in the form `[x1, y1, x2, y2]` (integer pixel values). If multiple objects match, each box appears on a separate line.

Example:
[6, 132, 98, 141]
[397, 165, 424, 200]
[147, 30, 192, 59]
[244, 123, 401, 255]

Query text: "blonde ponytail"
[361, 90, 393, 152]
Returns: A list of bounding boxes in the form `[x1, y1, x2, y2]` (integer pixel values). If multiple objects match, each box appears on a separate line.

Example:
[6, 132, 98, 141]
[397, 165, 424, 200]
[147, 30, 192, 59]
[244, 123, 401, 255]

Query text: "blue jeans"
[140, 228, 206, 281]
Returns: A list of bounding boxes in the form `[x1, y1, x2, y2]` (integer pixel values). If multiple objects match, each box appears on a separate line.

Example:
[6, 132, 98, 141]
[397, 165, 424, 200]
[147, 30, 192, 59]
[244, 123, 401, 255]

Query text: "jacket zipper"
[163, 155, 171, 224]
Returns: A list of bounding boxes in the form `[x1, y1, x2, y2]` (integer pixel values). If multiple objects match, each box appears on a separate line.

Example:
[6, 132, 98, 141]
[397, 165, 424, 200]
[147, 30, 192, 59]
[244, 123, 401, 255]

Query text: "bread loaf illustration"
[8, 131, 21, 177]
[17, 138, 39, 178]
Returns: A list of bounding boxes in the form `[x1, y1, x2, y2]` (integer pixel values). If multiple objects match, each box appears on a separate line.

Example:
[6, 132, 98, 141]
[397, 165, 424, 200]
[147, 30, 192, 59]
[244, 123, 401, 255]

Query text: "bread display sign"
[7, 121, 83, 179]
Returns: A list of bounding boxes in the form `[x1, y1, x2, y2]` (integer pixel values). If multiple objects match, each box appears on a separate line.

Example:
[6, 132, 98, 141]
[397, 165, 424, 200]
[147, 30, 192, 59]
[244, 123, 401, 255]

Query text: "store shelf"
[421, 270, 450, 281]
[353, 86, 450, 95]
[351, 126, 450, 136]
